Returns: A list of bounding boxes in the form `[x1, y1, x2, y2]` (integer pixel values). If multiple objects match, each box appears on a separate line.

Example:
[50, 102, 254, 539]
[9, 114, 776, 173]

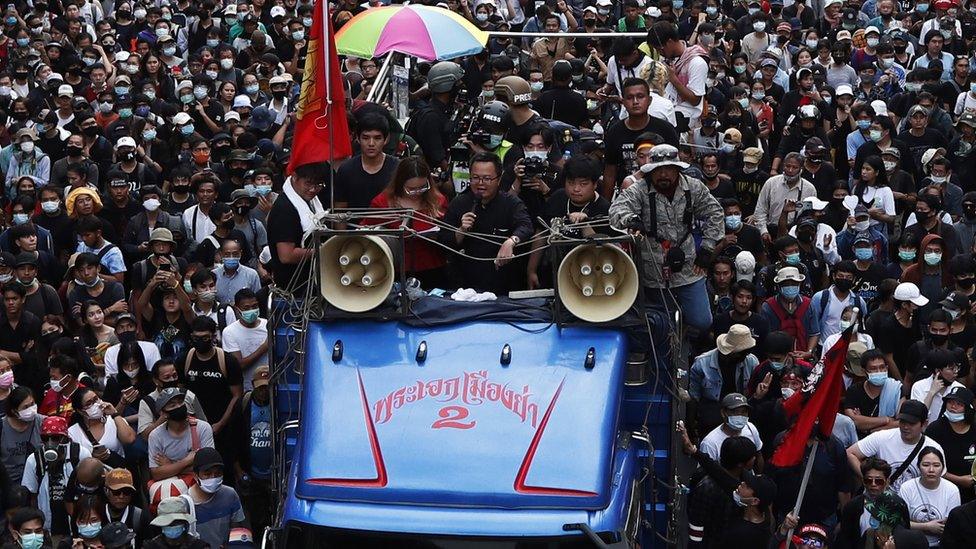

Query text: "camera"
[522, 155, 549, 179]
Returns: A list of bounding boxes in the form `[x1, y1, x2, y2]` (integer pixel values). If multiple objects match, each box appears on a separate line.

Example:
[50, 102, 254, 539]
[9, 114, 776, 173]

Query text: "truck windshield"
[283, 523, 616, 549]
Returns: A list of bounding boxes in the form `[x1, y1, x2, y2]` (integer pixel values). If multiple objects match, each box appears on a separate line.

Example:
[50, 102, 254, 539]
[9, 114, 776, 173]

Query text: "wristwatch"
[509, 236, 521, 245]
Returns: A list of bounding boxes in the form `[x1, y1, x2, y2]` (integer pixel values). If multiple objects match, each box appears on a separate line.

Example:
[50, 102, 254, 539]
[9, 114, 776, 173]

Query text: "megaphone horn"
[319, 234, 398, 313]
[557, 243, 638, 323]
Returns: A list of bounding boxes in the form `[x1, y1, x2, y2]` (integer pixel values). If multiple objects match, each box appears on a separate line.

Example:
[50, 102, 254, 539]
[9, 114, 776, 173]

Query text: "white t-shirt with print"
[898, 478, 961, 546]
[855, 429, 944, 492]
[699, 422, 764, 460]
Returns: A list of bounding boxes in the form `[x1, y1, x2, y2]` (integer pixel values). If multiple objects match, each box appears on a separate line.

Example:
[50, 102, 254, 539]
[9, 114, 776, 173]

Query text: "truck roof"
[292, 319, 627, 512]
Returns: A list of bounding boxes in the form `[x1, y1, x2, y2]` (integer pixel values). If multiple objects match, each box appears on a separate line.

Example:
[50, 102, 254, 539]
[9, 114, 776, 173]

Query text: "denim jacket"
[689, 349, 759, 403]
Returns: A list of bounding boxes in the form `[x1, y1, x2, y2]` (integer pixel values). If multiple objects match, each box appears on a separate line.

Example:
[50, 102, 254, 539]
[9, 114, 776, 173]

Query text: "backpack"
[815, 288, 868, 327]
[32, 442, 82, 487]
[184, 347, 227, 379]
[765, 296, 812, 348]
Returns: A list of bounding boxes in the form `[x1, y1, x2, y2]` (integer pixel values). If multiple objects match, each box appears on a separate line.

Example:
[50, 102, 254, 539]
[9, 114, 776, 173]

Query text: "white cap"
[223, 4, 237, 15]
[596, 0, 612, 5]
[870, 100, 888, 116]
[172, 112, 192, 125]
[734, 251, 756, 281]
[176, 79, 192, 92]
[224, 110, 241, 122]
[115, 51, 130, 62]
[894, 282, 929, 306]
[269, 75, 287, 86]
[233, 95, 252, 108]
[801, 196, 829, 211]
[116, 136, 136, 149]
[583, 6, 598, 14]
[645, 6, 662, 16]
[865, 26, 881, 36]
[773, 266, 806, 283]
[57, 84, 74, 97]
[270, 6, 286, 18]
[835, 84, 854, 97]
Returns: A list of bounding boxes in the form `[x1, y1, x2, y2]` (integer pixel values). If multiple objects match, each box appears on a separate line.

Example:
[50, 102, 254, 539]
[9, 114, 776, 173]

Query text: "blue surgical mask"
[144, 90, 156, 100]
[77, 522, 101, 538]
[917, 3, 929, 12]
[135, 105, 150, 117]
[12, 213, 29, 225]
[924, 252, 942, 265]
[868, 372, 888, 386]
[945, 410, 965, 422]
[855, 247, 873, 261]
[245, 84, 259, 94]
[725, 214, 742, 230]
[292, 31, 304, 41]
[240, 308, 260, 323]
[181, 124, 195, 136]
[726, 415, 748, 430]
[161, 524, 186, 540]
[488, 134, 503, 149]
[16, 38, 28, 47]
[18, 533, 43, 549]
[207, 38, 220, 48]
[673, 0, 684, 8]
[869, 129, 883, 142]
[857, 119, 871, 130]
[114, 86, 129, 96]
[222, 257, 240, 270]
[785, 252, 801, 266]
[118, 107, 132, 118]
[303, 17, 313, 27]
[255, 184, 272, 196]
[769, 360, 785, 371]
[780, 285, 800, 299]
[142, 129, 157, 141]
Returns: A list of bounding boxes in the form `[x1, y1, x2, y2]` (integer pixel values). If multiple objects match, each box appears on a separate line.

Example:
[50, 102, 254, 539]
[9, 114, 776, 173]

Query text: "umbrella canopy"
[335, 5, 489, 61]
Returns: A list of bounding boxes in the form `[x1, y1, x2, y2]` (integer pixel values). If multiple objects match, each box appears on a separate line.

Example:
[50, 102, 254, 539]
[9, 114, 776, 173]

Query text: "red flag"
[769, 330, 851, 467]
[287, 0, 353, 174]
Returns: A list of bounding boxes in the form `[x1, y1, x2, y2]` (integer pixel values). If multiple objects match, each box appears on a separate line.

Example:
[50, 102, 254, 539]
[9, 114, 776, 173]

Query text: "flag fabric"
[287, 0, 353, 174]
[769, 329, 852, 467]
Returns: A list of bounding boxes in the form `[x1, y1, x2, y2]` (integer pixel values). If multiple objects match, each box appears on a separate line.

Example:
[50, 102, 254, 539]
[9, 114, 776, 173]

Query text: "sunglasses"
[648, 148, 679, 162]
[863, 477, 886, 486]
[107, 487, 134, 496]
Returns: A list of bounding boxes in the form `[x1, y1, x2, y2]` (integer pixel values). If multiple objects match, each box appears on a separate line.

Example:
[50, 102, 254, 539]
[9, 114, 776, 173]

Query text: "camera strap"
[647, 188, 693, 283]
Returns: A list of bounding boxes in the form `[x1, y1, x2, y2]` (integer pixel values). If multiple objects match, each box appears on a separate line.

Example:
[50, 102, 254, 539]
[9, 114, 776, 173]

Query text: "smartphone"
[158, 263, 172, 272]
[92, 444, 105, 455]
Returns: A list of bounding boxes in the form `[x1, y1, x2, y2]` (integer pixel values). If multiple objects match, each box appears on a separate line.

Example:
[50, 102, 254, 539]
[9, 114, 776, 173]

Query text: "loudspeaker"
[319, 235, 396, 312]
[557, 243, 639, 323]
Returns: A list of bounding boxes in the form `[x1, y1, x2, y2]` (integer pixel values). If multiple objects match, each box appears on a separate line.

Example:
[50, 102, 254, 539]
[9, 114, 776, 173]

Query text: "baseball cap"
[155, 387, 186, 410]
[801, 196, 828, 211]
[193, 447, 224, 472]
[944, 386, 974, 407]
[57, 84, 74, 97]
[760, 58, 778, 69]
[893, 282, 929, 306]
[173, 112, 192, 126]
[150, 497, 194, 527]
[864, 26, 881, 37]
[798, 524, 829, 541]
[41, 415, 68, 436]
[836, 84, 854, 97]
[734, 251, 756, 281]
[743, 147, 762, 164]
[233, 95, 252, 109]
[897, 399, 928, 423]
[14, 252, 37, 267]
[253, 366, 270, 388]
[941, 291, 968, 311]
[836, 30, 852, 42]
[853, 231, 872, 245]
[847, 341, 868, 377]
[105, 468, 135, 491]
[224, 110, 241, 122]
[116, 136, 136, 149]
[742, 471, 777, 507]
[721, 392, 750, 410]
[909, 104, 929, 117]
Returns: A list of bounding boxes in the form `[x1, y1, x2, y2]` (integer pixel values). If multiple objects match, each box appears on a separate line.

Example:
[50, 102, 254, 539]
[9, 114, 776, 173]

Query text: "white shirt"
[898, 478, 961, 546]
[905, 211, 953, 228]
[68, 418, 124, 457]
[910, 375, 966, 425]
[822, 332, 875, 361]
[665, 55, 708, 127]
[954, 90, 976, 117]
[22, 445, 93, 529]
[648, 92, 677, 126]
[859, 186, 896, 227]
[699, 422, 764, 460]
[103, 340, 161, 377]
[182, 204, 217, 244]
[221, 319, 268, 391]
[855, 430, 945, 492]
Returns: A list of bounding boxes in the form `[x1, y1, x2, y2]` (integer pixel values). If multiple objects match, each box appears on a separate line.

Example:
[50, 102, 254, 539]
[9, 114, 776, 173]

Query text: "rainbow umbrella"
[335, 5, 489, 61]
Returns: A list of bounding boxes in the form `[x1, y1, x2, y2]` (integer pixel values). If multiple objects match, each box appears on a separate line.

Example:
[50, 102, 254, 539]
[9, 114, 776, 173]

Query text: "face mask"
[67, 144, 84, 157]
[19, 533, 43, 549]
[162, 524, 186, 539]
[725, 214, 742, 230]
[737, 97, 749, 108]
[856, 119, 872, 131]
[781, 387, 795, 399]
[726, 414, 748, 431]
[181, 124, 195, 136]
[945, 410, 965, 422]
[930, 175, 947, 184]
[222, 257, 240, 270]
[752, 91, 765, 100]
[207, 38, 220, 48]
[734, 64, 747, 75]
[855, 247, 873, 261]
[805, 39, 819, 49]
[8, 212, 29, 226]
[529, 82, 543, 92]
[192, 336, 213, 354]
[256, 184, 273, 196]
[918, 2, 929, 12]
[706, 6, 718, 15]
[867, 372, 887, 386]
[866, 38, 879, 48]
[167, 403, 188, 422]
[183, 279, 193, 293]
[869, 129, 883, 142]
[50, 376, 66, 392]
[163, 46, 179, 57]
[121, 150, 136, 162]
[18, 404, 37, 422]
[140, 127, 157, 141]
[134, 8, 147, 19]
[198, 290, 216, 303]
[784, 252, 801, 266]
[303, 17, 313, 27]
[199, 476, 223, 493]
[122, 366, 139, 379]
[780, 285, 800, 299]
[840, 318, 854, 332]
[524, 150, 547, 161]
[673, 0, 684, 8]
[880, 58, 893, 68]
[853, 220, 870, 232]
[753, 22, 766, 33]
[292, 30, 305, 41]
[155, 28, 170, 38]
[143, 198, 161, 212]
[924, 252, 942, 265]
[85, 402, 104, 420]
[240, 308, 260, 323]
[99, 101, 113, 113]
[699, 34, 714, 47]
[748, 7, 759, 15]
[19, 141, 33, 154]
[220, 58, 234, 70]
[119, 108, 132, 118]
[193, 86, 209, 101]
[0, 370, 12, 388]
[475, 12, 488, 22]
[899, 250, 916, 262]
[883, 160, 897, 172]
[598, 8, 610, 15]
[769, 360, 785, 371]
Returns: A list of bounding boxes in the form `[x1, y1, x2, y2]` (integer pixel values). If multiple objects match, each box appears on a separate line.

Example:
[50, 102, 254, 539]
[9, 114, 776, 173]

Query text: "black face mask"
[121, 151, 136, 162]
[958, 277, 975, 289]
[14, 71, 28, 80]
[192, 336, 213, 354]
[118, 331, 136, 344]
[167, 404, 188, 422]
[798, 231, 815, 243]
[173, 184, 191, 194]
[964, 205, 976, 219]
[834, 278, 854, 292]
[40, 331, 61, 346]
[234, 205, 250, 216]
[930, 332, 949, 346]
[272, 90, 287, 99]
[11, 111, 27, 120]
[82, 125, 100, 138]
[162, 379, 179, 389]
[894, 45, 907, 54]
[228, 167, 246, 178]
[67, 145, 83, 157]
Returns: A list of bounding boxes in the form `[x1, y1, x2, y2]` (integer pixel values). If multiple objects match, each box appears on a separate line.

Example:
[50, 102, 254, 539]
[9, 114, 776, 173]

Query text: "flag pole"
[783, 438, 819, 549]
[322, 0, 336, 210]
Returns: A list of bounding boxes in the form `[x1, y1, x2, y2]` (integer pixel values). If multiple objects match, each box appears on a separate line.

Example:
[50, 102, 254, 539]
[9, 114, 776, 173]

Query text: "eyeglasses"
[404, 183, 430, 196]
[107, 488, 134, 497]
[863, 477, 886, 486]
[648, 148, 679, 162]
[469, 175, 498, 184]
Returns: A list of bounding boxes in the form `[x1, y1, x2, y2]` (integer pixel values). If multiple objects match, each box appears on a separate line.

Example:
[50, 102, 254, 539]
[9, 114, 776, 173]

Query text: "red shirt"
[38, 383, 86, 420]
[366, 193, 448, 273]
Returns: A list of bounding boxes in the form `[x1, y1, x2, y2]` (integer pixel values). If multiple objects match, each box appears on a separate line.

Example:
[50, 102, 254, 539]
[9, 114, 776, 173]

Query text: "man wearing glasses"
[267, 162, 329, 288]
[609, 143, 724, 334]
[439, 152, 533, 293]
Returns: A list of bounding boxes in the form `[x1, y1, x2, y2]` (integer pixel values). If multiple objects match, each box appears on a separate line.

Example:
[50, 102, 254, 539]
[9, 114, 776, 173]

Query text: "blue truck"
[264, 235, 679, 548]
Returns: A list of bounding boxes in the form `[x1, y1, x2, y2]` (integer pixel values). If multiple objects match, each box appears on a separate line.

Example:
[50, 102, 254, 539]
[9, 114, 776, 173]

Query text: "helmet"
[798, 104, 821, 120]
[427, 61, 464, 94]
[478, 100, 510, 134]
[494, 75, 533, 106]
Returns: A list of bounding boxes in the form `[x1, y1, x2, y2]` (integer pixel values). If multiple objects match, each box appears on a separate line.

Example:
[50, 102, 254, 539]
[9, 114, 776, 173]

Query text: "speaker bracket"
[332, 340, 343, 363]
[416, 341, 428, 364]
[584, 347, 596, 370]
[500, 344, 512, 366]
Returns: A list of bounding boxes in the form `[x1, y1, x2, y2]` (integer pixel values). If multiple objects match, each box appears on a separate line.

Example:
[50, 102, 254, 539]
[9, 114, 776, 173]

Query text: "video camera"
[523, 155, 550, 179]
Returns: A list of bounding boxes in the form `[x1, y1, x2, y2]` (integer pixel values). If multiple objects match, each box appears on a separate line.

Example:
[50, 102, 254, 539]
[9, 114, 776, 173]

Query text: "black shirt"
[538, 189, 611, 234]
[0, 310, 39, 362]
[438, 191, 534, 293]
[925, 417, 976, 502]
[533, 87, 589, 128]
[730, 168, 771, 217]
[719, 224, 764, 261]
[181, 348, 243, 426]
[844, 382, 883, 437]
[334, 155, 399, 209]
[872, 312, 921, 377]
[802, 162, 838, 201]
[704, 177, 736, 200]
[852, 261, 887, 306]
[409, 98, 452, 167]
[267, 196, 304, 288]
[603, 117, 680, 185]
